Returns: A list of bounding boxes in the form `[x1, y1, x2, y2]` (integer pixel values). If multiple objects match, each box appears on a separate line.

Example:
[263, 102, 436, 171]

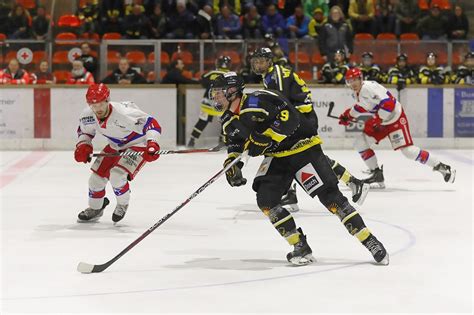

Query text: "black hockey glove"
[247, 132, 273, 157]
[220, 110, 235, 125]
[223, 156, 247, 187]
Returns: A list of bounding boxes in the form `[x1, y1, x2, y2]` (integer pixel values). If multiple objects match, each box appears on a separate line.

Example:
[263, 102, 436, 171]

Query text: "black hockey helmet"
[334, 49, 346, 57]
[264, 33, 277, 47]
[216, 55, 232, 69]
[362, 51, 373, 59]
[465, 51, 474, 60]
[426, 52, 437, 59]
[209, 72, 245, 111]
[396, 53, 408, 62]
[250, 47, 273, 75]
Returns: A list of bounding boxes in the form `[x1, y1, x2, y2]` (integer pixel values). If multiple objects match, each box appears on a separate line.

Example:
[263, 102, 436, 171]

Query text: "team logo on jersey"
[400, 117, 406, 125]
[81, 116, 95, 125]
[296, 164, 323, 194]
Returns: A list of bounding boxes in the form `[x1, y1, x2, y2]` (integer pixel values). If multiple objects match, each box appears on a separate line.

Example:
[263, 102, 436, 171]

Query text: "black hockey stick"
[92, 146, 223, 158]
[77, 152, 247, 274]
[326, 101, 358, 123]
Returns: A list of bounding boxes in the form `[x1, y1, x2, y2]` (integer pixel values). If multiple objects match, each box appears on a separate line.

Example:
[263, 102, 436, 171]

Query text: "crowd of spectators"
[0, 0, 469, 41]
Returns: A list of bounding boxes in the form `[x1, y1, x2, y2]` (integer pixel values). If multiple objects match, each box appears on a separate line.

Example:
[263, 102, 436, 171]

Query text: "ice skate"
[187, 137, 195, 148]
[347, 177, 370, 205]
[77, 198, 110, 223]
[286, 228, 315, 266]
[363, 166, 385, 189]
[433, 162, 456, 183]
[281, 183, 299, 213]
[362, 234, 389, 265]
[112, 204, 129, 223]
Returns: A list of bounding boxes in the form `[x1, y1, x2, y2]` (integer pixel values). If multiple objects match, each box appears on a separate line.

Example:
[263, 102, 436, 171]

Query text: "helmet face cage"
[208, 72, 244, 111]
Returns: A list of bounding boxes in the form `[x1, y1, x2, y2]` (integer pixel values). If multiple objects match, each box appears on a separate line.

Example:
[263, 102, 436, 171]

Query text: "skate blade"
[282, 203, 300, 213]
[289, 254, 316, 266]
[355, 183, 370, 206]
[448, 169, 456, 183]
[375, 253, 389, 266]
[368, 182, 385, 189]
[76, 216, 102, 223]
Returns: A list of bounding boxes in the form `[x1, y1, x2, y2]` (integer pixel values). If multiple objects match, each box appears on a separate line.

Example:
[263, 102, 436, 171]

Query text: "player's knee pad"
[256, 187, 282, 212]
[317, 186, 351, 219]
[89, 172, 107, 191]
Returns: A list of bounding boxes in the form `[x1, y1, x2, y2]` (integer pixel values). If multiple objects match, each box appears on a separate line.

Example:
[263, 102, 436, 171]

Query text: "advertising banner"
[454, 88, 474, 137]
[0, 89, 34, 139]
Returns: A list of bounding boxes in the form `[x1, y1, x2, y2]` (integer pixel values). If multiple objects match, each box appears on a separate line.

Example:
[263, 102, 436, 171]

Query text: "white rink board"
[0, 88, 34, 139]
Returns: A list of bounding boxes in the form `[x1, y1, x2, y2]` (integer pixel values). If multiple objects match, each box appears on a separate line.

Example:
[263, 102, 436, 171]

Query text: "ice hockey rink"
[1, 149, 472, 314]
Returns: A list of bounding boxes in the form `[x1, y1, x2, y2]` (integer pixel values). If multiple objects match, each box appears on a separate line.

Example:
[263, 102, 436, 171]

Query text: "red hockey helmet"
[86, 83, 110, 104]
[345, 67, 363, 82]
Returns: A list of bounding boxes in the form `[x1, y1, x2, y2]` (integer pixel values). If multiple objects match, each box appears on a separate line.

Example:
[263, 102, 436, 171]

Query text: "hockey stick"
[326, 101, 358, 123]
[77, 152, 248, 274]
[92, 146, 223, 158]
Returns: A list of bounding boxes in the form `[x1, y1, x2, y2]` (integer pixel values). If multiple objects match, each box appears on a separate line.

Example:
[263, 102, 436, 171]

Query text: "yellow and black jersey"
[200, 68, 229, 115]
[321, 62, 350, 84]
[450, 65, 473, 84]
[223, 90, 322, 158]
[418, 65, 448, 84]
[262, 64, 314, 114]
[360, 64, 385, 83]
[387, 65, 417, 85]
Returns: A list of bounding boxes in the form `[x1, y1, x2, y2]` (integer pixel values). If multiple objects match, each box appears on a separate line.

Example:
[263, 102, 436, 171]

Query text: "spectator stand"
[0, 39, 48, 74]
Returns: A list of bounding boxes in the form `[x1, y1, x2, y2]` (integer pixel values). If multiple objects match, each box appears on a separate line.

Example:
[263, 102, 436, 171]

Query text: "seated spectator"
[451, 52, 473, 85]
[76, 42, 98, 79]
[395, 0, 419, 35]
[279, 0, 304, 19]
[447, 5, 469, 40]
[216, 5, 242, 39]
[387, 53, 416, 90]
[31, 60, 56, 84]
[287, 6, 311, 38]
[102, 58, 147, 84]
[7, 4, 30, 39]
[162, 58, 198, 84]
[416, 4, 448, 40]
[319, 5, 353, 62]
[100, 0, 123, 34]
[32, 6, 50, 40]
[195, 5, 215, 39]
[375, 0, 395, 34]
[349, 0, 376, 34]
[165, 0, 195, 39]
[124, 3, 150, 39]
[308, 8, 327, 38]
[0, 59, 31, 84]
[78, 0, 100, 35]
[262, 4, 286, 39]
[213, 0, 241, 15]
[148, 4, 168, 39]
[329, 0, 350, 16]
[304, 0, 329, 18]
[124, 0, 145, 16]
[242, 5, 262, 39]
[321, 49, 349, 83]
[418, 52, 448, 85]
[67, 60, 95, 85]
[359, 51, 384, 82]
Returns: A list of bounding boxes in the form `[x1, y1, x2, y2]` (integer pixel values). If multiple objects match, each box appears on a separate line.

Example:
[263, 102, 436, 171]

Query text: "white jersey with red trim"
[348, 81, 402, 125]
[76, 101, 161, 150]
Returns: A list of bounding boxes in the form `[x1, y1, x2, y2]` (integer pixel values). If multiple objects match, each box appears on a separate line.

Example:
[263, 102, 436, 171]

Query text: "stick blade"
[77, 262, 95, 274]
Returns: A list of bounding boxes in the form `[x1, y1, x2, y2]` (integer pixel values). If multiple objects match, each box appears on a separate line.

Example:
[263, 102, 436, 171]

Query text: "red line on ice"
[0, 151, 49, 189]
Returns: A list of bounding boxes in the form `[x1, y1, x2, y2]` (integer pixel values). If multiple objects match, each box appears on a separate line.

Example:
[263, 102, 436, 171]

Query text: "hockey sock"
[88, 173, 108, 209]
[400, 145, 439, 168]
[264, 205, 300, 245]
[110, 168, 130, 205]
[191, 118, 210, 139]
[330, 201, 372, 242]
[358, 149, 379, 170]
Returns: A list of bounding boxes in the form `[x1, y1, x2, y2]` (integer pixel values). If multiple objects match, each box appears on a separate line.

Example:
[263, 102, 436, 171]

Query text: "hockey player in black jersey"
[386, 53, 417, 90]
[250, 47, 369, 211]
[210, 72, 389, 266]
[359, 52, 385, 83]
[188, 55, 232, 147]
[321, 49, 350, 84]
[418, 52, 448, 85]
[451, 52, 473, 84]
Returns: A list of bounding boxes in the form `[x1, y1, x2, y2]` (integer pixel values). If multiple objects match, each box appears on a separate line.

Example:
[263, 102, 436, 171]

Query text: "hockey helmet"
[362, 51, 374, 59]
[465, 51, 473, 60]
[86, 83, 110, 104]
[216, 55, 232, 69]
[209, 72, 245, 111]
[345, 67, 363, 82]
[250, 47, 273, 75]
[426, 52, 437, 59]
[396, 53, 408, 62]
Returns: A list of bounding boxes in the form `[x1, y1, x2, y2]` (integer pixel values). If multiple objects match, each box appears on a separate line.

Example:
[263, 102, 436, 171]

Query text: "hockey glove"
[364, 116, 384, 137]
[74, 142, 93, 163]
[223, 156, 247, 187]
[338, 108, 354, 126]
[220, 110, 235, 125]
[143, 140, 160, 162]
[247, 132, 273, 157]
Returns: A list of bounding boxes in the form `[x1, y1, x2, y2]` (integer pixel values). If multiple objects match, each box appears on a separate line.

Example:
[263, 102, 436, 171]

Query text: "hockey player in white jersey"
[75, 83, 162, 222]
[339, 68, 455, 187]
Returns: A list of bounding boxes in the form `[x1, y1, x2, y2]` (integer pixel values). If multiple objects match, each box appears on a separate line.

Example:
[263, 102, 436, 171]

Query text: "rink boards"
[0, 85, 473, 149]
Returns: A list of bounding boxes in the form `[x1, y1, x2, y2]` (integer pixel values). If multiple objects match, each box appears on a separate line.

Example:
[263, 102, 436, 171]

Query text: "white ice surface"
[0, 149, 472, 314]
